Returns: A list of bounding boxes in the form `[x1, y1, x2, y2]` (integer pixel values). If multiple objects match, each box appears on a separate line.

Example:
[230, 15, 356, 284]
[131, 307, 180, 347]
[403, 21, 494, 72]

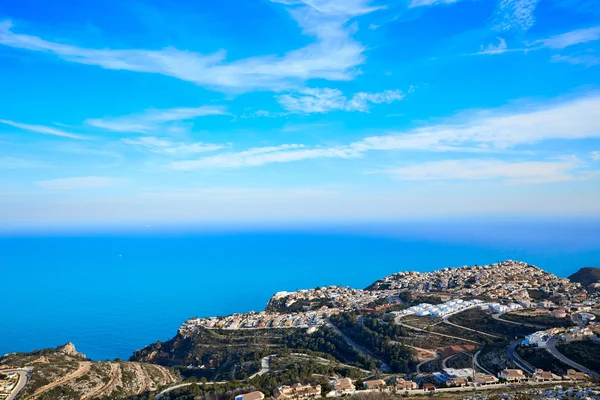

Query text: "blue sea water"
[1, 220, 599, 361]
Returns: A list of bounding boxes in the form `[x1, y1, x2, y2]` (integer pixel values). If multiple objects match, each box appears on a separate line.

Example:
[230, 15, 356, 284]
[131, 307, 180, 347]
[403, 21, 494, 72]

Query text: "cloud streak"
[170, 93, 600, 170]
[36, 176, 115, 190]
[0, 0, 381, 92]
[122, 136, 226, 156]
[0, 119, 88, 140]
[86, 106, 227, 133]
[277, 88, 405, 113]
[381, 158, 592, 184]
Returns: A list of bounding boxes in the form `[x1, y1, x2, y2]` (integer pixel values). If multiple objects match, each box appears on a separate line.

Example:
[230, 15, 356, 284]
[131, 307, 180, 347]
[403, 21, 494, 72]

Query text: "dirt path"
[131, 363, 150, 395]
[28, 361, 92, 399]
[155, 365, 176, 385]
[81, 362, 120, 400]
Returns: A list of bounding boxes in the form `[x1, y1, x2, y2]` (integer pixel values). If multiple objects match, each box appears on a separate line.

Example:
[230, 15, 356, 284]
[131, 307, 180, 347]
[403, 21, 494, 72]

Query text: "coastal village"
[180, 261, 591, 335]
[177, 261, 600, 399]
[5, 260, 600, 400]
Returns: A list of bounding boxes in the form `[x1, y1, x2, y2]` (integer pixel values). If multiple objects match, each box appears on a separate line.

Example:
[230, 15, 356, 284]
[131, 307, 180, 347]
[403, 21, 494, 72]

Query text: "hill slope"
[0, 342, 179, 400]
[569, 267, 600, 287]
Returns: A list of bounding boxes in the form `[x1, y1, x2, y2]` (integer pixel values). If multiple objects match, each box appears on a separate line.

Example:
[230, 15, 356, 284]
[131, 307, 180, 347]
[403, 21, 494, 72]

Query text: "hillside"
[0, 342, 179, 400]
[569, 267, 600, 288]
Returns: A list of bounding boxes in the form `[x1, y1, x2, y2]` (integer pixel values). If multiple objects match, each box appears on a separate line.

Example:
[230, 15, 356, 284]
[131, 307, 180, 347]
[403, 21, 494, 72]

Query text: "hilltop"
[569, 267, 600, 288]
[0, 342, 179, 400]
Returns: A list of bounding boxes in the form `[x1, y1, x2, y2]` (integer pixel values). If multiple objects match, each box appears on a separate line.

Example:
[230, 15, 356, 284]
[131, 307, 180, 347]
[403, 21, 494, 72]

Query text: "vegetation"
[556, 339, 600, 372]
[501, 312, 575, 328]
[477, 342, 517, 374]
[329, 313, 416, 373]
[568, 267, 600, 288]
[516, 347, 570, 375]
[131, 326, 375, 381]
[447, 309, 537, 340]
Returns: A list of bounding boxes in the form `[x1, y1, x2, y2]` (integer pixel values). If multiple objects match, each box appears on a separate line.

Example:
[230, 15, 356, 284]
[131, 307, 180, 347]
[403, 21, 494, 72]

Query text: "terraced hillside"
[0, 343, 179, 400]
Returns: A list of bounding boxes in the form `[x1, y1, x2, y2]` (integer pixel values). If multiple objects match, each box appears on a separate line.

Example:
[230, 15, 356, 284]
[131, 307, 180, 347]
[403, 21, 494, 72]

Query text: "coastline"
[1, 228, 599, 361]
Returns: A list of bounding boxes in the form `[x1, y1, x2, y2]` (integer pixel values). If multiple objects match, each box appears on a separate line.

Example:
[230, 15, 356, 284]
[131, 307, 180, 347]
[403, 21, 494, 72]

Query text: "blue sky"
[1, 0, 600, 226]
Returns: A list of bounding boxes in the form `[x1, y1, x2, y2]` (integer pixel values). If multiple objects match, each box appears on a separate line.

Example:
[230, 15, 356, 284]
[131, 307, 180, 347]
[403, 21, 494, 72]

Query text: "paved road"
[416, 353, 440, 373]
[0, 368, 32, 400]
[248, 355, 271, 380]
[507, 341, 535, 374]
[473, 350, 493, 375]
[156, 379, 229, 399]
[546, 337, 600, 379]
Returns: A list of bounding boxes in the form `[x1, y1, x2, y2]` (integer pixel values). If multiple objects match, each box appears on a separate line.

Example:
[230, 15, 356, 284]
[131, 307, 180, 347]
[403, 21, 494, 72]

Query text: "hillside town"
[370, 260, 586, 304]
[181, 261, 599, 336]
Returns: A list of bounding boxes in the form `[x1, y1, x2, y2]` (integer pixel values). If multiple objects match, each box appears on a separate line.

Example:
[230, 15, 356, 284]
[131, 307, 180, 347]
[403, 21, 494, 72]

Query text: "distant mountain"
[569, 267, 600, 288]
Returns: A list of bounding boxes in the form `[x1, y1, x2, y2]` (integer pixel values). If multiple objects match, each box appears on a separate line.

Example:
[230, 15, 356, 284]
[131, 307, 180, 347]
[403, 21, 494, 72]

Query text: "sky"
[1, 0, 600, 227]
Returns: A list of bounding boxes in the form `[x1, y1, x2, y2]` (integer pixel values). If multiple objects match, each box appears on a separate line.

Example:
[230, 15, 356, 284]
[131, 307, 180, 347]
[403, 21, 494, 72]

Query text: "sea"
[1, 219, 599, 361]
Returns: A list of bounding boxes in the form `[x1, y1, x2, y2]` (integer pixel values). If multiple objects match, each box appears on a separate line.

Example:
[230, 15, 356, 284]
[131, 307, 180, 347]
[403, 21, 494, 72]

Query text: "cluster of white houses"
[0, 372, 18, 400]
[390, 298, 526, 319]
[390, 299, 484, 318]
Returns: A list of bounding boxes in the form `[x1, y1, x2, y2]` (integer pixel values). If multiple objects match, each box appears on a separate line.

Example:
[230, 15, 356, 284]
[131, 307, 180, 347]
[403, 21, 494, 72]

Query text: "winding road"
[0, 368, 32, 400]
[507, 341, 535, 374]
[546, 337, 600, 379]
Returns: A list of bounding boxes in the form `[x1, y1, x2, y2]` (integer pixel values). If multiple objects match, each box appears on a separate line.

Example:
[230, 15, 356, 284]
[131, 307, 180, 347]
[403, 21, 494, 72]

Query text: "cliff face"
[569, 267, 600, 288]
[57, 342, 86, 358]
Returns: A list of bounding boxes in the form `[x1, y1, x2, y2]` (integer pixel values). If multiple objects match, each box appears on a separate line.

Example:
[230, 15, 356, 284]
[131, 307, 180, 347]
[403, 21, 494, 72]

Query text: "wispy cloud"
[494, 0, 539, 31]
[592, 151, 600, 161]
[476, 37, 509, 55]
[409, 0, 459, 8]
[86, 106, 227, 133]
[474, 26, 600, 56]
[170, 93, 600, 170]
[381, 158, 593, 184]
[0, 0, 381, 92]
[551, 53, 600, 67]
[35, 176, 116, 190]
[0, 119, 88, 140]
[531, 26, 600, 49]
[170, 144, 361, 170]
[278, 88, 405, 113]
[122, 136, 226, 156]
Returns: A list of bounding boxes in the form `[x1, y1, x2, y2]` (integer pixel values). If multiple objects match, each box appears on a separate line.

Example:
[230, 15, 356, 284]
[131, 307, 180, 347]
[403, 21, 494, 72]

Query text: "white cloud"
[171, 93, 600, 170]
[122, 136, 226, 156]
[278, 88, 404, 113]
[592, 151, 600, 161]
[531, 26, 600, 49]
[409, 0, 459, 8]
[0, 119, 88, 139]
[494, 0, 539, 31]
[477, 37, 508, 55]
[36, 176, 115, 190]
[0, 1, 381, 92]
[382, 158, 592, 184]
[86, 106, 226, 133]
[170, 144, 361, 170]
[551, 54, 600, 67]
